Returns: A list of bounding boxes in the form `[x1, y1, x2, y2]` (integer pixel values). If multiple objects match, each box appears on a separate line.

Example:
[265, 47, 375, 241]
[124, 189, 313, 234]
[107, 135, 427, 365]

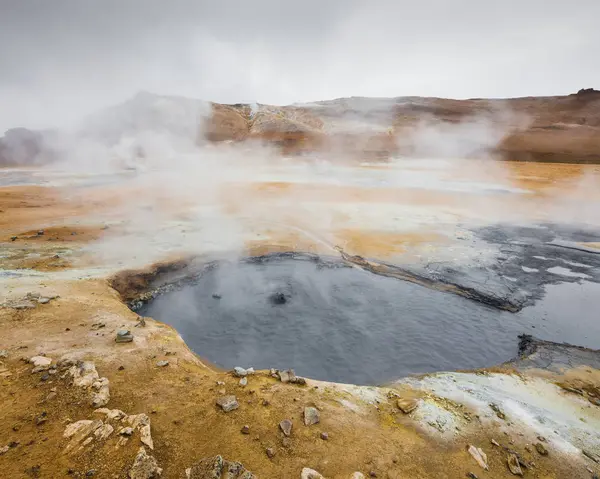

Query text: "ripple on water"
[140, 259, 600, 384]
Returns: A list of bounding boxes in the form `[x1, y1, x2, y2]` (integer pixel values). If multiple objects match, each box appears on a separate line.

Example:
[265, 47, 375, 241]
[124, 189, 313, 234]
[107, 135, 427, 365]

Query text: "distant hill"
[2, 89, 599, 166]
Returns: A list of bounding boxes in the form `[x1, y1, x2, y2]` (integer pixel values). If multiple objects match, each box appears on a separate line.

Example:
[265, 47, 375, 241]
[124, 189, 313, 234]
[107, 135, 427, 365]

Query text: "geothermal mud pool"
[140, 247, 600, 385]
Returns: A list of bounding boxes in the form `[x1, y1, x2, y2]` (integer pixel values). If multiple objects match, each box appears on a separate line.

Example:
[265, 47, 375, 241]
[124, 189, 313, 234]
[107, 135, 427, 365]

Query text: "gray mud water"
[140, 252, 600, 385]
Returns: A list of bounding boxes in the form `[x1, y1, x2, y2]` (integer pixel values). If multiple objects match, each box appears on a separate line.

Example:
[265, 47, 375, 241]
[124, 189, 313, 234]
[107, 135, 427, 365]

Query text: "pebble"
[320, 432, 329, 440]
[239, 377, 248, 386]
[0, 445, 9, 455]
[351, 474, 365, 479]
[156, 360, 169, 367]
[467, 445, 489, 470]
[119, 427, 134, 436]
[279, 419, 293, 437]
[535, 442, 548, 456]
[301, 468, 324, 478]
[491, 439, 500, 447]
[304, 407, 320, 426]
[40, 373, 49, 381]
[216, 395, 239, 412]
[507, 453, 523, 476]
[397, 398, 419, 414]
[86, 470, 97, 477]
[0, 350, 7, 358]
[115, 330, 133, 343]
[233, 366, 254, 377]
[466, 473, 479, 479]
[241, 425, 250, 435]
[38, 297, 50, 304]
[266, 447, 276, 459]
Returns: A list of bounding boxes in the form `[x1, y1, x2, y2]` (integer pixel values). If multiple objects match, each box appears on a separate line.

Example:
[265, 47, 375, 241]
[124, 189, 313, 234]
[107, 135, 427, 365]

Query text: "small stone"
[369, 472, 377, 478]
[277, 369, 294, 383]
[11, 236, 17, 241]
[266, 447, 275, 459]
[0, 445, 9, 455]
[118, 366, 125, 371]
[320, 432, 329, 440]
[119, 427, 134, 436]
[351, 474, 365, 479]
[38, 297, 50, 304]
[290, 376, 307, 385]
[301, 468, 324, 479]
[467, 445, 489, 470]
[40, 373, 49, 382]
[37, 230, 44, 236]
[491, 439, 500, 447]
[466, 473, 479, 479]
[397, 398, 419, 414]
[115, 330, 133, 343]
[279, 419, 293, 437]
[212, 293, 222, 299]
[262, 400, 270, 407]
[241, 425, 250, 434]
[30, 356, 52, 371]
[489, 403, 506, 420]
[156, 360, 169, 367]
[535, 442, 548, 456]
[233, 367, 249, 377]
[86, 470, 97, 477]
[239, 377, 248, 386]
[216, 395, 239, 412]
[304, 407, 320, 426]
[35, 412, 48, 425]
[0, 350, 8, 358]
[537, 435, 546, 442]
[507, 453, 523, 476]
[129, 446, 162, 479]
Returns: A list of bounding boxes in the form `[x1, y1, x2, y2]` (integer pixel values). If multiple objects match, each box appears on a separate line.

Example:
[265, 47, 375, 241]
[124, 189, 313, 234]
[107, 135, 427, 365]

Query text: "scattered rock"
[156, 360, 169, 367]
[129, 447, 162, 479]
[95, 408, 127, 421]
[140, 424, 154, 450]
[86, 470, 97, 477]
[233, 367, 253, 377]
[37, 230, 44, 236]
[116, 330, 134, 343]
[301, 469, 325, 479]
[119, 427, 134, 436]
[535, 442, 548, 456]
[466, 473, 479, 479]
[216, 395, 239, 412]
[320, 432, 329, 441]
[30, 356, 52, 372]
[94, 423, 114, 440]
[489, 403, 506, 420]
[351, 474, 365, 479]
[239, 377, 247, 387]
[63, 419, 103, 452]
[0, 350, 7, 358]
[91, 377, 110, 408]
[40, 373, 49, 382]
[397, 398, 419, 414]
[467, 445, 489, 470]
[0, 445, 9, 455]
[91, 322, 106, 330]
[35, 412, 47, 425]
[304, 407, 320, 426]
[11, 236, 17, 241]
[279, 419, 293, 437]
[185, 455, 256, 479]
[507, 453, 523, 476]
[290, 376, 307, 385]
[491, 439, 500, 447]
[266, 447, 275, 459]
[277, 369, 295, 383]
[38, 297, 50, 304]
[241, 425, 250, 435]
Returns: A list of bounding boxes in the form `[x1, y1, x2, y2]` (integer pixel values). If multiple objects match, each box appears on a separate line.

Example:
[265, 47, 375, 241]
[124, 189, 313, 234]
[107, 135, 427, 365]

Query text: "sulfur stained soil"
[1, 160, 600, 478]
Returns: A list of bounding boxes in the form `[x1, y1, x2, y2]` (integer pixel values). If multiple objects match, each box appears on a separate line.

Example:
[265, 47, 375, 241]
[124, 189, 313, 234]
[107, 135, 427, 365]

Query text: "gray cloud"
[1, 0, 599, 131]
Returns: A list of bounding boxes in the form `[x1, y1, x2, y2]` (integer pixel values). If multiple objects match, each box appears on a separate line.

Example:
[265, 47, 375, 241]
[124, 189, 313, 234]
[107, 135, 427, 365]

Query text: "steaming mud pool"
[139, 250, 600, 385]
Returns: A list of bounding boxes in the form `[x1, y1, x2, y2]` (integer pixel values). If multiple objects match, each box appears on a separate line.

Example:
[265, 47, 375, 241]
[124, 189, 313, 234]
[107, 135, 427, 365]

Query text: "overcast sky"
[1, 0, 599, 131]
